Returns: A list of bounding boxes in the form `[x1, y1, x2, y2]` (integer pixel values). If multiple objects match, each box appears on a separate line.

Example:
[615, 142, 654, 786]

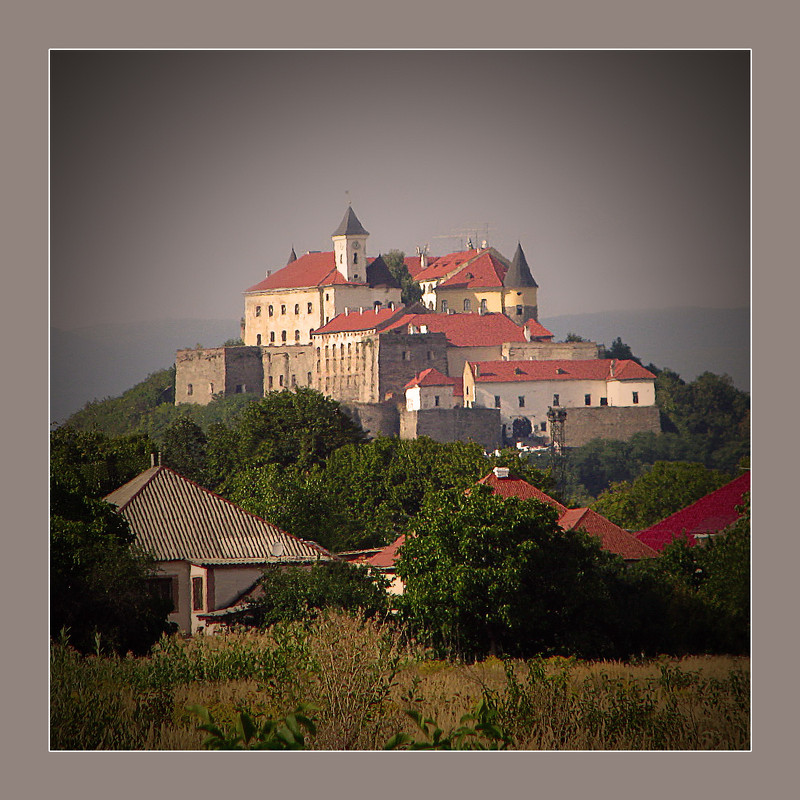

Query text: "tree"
[600, 336, 642, 365]
[592, 461, 731, 530]
[51, 492, 173, 654]
[160, 416, 208, 484]
[397, 485, 622, 660]
[243, 561, 389, 627]
[564, 332, 587, 342]
[383, 249, 422, 306]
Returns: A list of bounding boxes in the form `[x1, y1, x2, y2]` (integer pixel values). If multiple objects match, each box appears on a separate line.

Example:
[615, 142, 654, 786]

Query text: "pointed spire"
[332, 206, 369, 237]
[287, 246, 297, 265]
[504, 242, 538, 288]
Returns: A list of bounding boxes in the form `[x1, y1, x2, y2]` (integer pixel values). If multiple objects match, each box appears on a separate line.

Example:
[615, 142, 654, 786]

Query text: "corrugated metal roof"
[104, 467, 333, 563]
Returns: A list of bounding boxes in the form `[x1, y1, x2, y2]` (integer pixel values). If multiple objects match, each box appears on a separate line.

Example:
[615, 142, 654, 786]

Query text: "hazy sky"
[50, 50, 750, 330]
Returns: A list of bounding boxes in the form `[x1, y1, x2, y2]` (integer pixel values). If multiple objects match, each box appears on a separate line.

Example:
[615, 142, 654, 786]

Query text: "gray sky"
[50, 50, 750, 329]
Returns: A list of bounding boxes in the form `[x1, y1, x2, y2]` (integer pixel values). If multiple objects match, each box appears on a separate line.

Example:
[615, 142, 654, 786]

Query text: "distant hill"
[541, 307, 750, 392]
[50, 319, 240, 424]
[50, 306, 749, 424]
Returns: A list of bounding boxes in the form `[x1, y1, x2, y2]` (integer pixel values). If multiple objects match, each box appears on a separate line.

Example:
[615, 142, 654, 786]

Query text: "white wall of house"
[607, 379, 655, 407]
[405, 384, 457, 411]
[210, 565, 266, 611]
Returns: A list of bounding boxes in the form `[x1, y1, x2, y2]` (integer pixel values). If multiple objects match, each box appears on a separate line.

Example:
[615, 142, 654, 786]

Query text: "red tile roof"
[479, 472, 657, 561]
[365, 534, 406, 568]
[636, 472, 750, 552]
[415, 249, 481, 282]
[437, 252, 508, 289]
[524, 319, 554, 340]
[559, 508, 658, 560]
[469, 359, 656, 383]
[384, 312, 528, 347]
[404, 256, 425, 277]
[245, 252, 359, 291]
[404, 368, 457, 389]
[312, 306, 400, 334]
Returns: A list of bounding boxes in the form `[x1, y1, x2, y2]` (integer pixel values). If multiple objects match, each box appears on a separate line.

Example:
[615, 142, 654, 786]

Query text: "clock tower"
[332, 205, 369, 282]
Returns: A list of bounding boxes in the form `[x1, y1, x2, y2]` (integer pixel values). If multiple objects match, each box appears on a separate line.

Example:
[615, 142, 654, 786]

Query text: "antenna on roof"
[270, 539, 285, 558]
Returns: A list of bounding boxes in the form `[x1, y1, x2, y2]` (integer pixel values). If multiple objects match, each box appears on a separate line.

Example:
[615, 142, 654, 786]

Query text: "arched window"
[294, 330, 300, 342]
[281, 330, 287, 343]
[269, 332, 275, 343]
[268, 305, 274, 317]
[187, 383, 193, 396]
[256, 334, 262, 345]
[464, 298, 471, 311]
[255, 306, 262, 317]
[281, 304, 286, 315]
[294, 304, 300, 315]
[353, 252, 358, 264]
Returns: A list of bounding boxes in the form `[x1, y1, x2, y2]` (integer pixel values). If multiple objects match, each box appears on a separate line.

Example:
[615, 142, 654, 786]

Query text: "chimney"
[524, 323, 531, 342]
[610, 359, 616, 377]
[474, 364, 480, 377]
[345, 307, 349, 315]
[359, 307, 363, 313]
[493, 466, 510, 479]
[150, 453, 156, 468]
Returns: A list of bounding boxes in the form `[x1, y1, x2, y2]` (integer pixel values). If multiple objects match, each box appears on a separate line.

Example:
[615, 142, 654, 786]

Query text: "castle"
[175, 207, 660, 448]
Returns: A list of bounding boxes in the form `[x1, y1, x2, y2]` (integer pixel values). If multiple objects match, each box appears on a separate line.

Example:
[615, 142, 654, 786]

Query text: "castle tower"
[503, 242, 539, 324]
[332, 206, 369, 282]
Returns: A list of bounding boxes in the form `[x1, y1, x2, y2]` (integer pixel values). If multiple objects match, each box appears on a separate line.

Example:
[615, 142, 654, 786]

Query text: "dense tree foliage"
[600, 336, 642, 364]
[160, 416, 208, 484]
[243, 561, 389, 627]
[383, 249, 423, 306]
[397, 486, 623, 660]
[592, 461, 731, 530]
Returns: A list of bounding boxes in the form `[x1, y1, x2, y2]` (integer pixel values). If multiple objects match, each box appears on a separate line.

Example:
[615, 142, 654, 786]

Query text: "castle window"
[256, 334, 262, 345]
[294, 304, 300, 315]
[307, 303, 313, 314]
[187, 383, 193, 396]
[340, 253, 343, 264]
[402, 351, 410, 361]
[428, 302, 434, 311]
[464, 299, 471, 311]
[434, 395, 440, 407]
[632, 391, 639, 404]
[540, 421, 547, 432]
[494, 395, 501, 408]
[553, 394, 560, 406]
[585, 394, 591, 405]
[268, 305, 274, 317]
[600, 397, 608, 406]
[192, 577, 204, 612]
[291, 374, 296, 387]
[255, 306, 262, 317]
[270, 331, 275, 343]
[354, 274, 359, 280]
[325, 293, 329, 301]
[353, 252, 358, 264]
[427, 351, 433, 361]
[281, 331, 287, 343]
[268, 376, 273, 389]
[281, 305, 286, 315]
[295, 330, 300, 342]
[480, 299, 487, 313]
[209, 383, 214, 394]
[516, 305, 523, 315]
[235, 384, 244, 393]
[440, 299, 448, 312]
[307, 372, 312, 385]
[518, 396, 525, 408]
[279, 375, 284, 387]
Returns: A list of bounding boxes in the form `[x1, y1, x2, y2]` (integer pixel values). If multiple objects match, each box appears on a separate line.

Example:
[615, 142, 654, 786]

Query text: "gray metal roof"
[332, 206, 369, 237]
[504, 242, 538, 288]
[104, 466, 332, 563]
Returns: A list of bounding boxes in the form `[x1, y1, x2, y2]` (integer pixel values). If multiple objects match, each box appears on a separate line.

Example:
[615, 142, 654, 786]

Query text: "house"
[463, 358, 660, 446]
[478, 467, 659, 562]
[403, 368, 461, 411]
[103, 465, 334, 634]
[362, 534, 406, 596]
[635, 471, 751, 552]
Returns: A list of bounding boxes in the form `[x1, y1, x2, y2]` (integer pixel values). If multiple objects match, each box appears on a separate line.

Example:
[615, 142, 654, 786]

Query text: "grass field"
[50, 612, 750, 751]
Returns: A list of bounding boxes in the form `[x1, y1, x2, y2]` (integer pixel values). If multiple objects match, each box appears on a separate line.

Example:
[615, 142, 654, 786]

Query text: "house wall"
[502, 287, 539, 323]
[606, 379, 656, 407]
[400, 407, 501, 450]
[406, 385, 458, 411]
[433, 288, 505, 315]
[209, 565, 266, 611]
[501, 341, 601, 361]
[377, 332, 449, 402]
[175, 348, 233, 405]
[243, 287, 323, 346]
[261, 345, 314, 393]
[154, 561, 192, 634]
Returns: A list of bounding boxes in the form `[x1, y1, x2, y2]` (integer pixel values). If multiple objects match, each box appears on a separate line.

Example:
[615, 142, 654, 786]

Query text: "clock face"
[352, 241, 360, 250]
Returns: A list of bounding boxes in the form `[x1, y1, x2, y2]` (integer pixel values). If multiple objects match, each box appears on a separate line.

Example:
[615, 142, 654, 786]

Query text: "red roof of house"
[559, 508, 658, 560]
[415, 249, 481, 282]
[478, 472, 568, 513]
[365, 534, 406, 569]
[245, 251, 361, 291]
[384, 312, 528, 347]
[404, 256, 425, 277]
[469, 359, 655, 383]
[636, 472, 751, 551]
[312, 306, 400, 334]
[437, 252, 508, 289]
[524, 319, 554, 341]
[404, 368, 457, 389]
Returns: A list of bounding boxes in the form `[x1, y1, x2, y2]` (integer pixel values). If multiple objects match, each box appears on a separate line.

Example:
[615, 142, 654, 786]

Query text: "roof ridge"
[106, 464, 163, 511]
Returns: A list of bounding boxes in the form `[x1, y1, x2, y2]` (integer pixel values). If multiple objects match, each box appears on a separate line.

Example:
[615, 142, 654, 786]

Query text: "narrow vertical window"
[192, 577, 204, 611]
[295, 330, 300, 342]
[518, 396, 525, 408]
[308, 302, 313, 313]
[584, 394, 591, 405]
[632, 391, 639, 404]
[294, 304, 300, 315]
[281, 330, 287, 343]
[494, 395, 501, 408]
[269, 331, 275, 343]
[464, 299, 471, 311]
[600, 397, 608, 406]
[434, 395, 440, 407]
[553, 394, 560, 406]
[255, 306, 262, 317]
[268, 305, 274, 317]
[256, 334, 262, 345]
[187, 384, 193, 396]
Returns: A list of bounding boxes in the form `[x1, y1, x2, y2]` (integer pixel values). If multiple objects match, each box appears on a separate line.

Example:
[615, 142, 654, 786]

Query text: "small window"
[308, 302, 313, 314]
[147, 577, 177, 612]
[279, 375, 284, 387]
[325, 293, 329, 301]
[463, 298, 471, 311]
[480, 299, 487, 312]
[353, 252, 358, 264]
[256, 334, 262, 345]
[236, 384, 243, 394]
[192, 577, 204, 611]
[294, 304, 300, 315]
[307, 372, 312, 384]
[428, 301, 434, 311]
[434, 395, 440, 407]
[632, 391, 639, 404]
[269, 331, 275, 343]
[339, 253, 343, 264]
[553, 394, 560, 406]
[584, 394, 591, 405]
[255, 305, 262, 317]
[402, 351, 410, 361]
[518, 396, 525, 408]
[268, 305, 274, 317]
[209, 383, 214, 394]
[427, 351, 433, 361]
[291, 374, 297, 387]
[268, 376, 273, 389]
[516, 305, 523, 315]
[281, 304, 286, 315]
[600, 397, 608, 406]
[494, 395, 501, 408]
[281, 330, 287, 342]
[295, 330, 300, 342]
[354, 274, 359, 280]
[540, 421, 547, 432]
[187, 383, 193, 396]
[441, 300, 448, 312]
